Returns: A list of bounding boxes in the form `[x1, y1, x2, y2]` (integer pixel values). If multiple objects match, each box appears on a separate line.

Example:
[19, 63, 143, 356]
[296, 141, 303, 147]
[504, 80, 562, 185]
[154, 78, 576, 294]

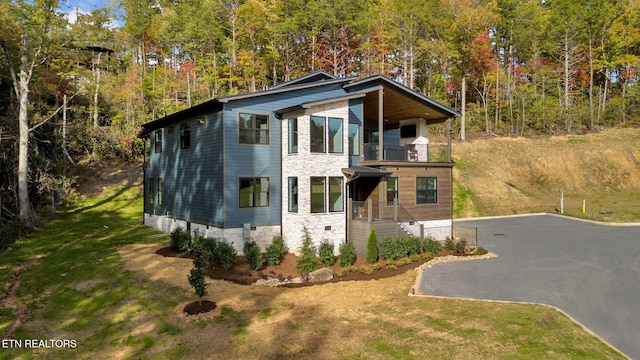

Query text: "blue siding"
[223, 83, 349, 228]
[146, 112, 224, 226]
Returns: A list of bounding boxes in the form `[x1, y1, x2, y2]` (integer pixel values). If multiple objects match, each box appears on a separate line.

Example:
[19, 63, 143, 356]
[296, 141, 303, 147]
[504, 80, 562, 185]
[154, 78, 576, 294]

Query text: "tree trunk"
[461, 75, 466, 141]
[18, 35, 33, 226]
[93, 52, 101, 128]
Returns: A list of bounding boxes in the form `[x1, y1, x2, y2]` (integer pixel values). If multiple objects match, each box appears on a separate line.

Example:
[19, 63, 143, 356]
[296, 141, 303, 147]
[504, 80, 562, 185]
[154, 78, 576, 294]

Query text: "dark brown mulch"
[183, 300, 217, 315]
[156, 247, 479, 287]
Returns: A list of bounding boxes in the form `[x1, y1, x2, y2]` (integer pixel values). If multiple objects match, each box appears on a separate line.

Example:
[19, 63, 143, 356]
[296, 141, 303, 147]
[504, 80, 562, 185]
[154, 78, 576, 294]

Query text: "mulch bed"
[156, 247, 473, 287]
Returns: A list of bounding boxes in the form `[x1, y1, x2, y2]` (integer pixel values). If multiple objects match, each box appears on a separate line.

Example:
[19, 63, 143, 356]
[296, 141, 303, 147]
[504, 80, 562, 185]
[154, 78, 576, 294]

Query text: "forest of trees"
[1, 0, 640, 238]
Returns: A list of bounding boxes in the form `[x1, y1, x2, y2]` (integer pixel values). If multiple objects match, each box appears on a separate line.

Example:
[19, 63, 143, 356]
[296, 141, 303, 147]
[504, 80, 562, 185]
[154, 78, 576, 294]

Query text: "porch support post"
[378, 87, 384, 161]
[367, 199, 372, 223]
[447, 118, 452, 162]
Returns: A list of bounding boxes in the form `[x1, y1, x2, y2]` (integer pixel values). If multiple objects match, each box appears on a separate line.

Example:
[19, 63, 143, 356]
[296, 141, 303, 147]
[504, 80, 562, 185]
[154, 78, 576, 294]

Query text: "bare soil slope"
[452, 128, 640, 221]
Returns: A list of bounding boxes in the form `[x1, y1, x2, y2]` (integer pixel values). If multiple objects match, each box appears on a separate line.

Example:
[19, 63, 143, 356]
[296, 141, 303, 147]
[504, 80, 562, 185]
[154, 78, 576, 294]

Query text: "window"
[400, 124, 417, 138]
[157, 178, 163, 206]
[329, 177, 344, 212]
[310, 177, 326, 213]
[239, 177, 270, 208]
[239, 113, 269, 144]
[387, 177, 398, 205]
[154, 130, 162, 153]
[167, 126, 174, 134]
[328, 117, 343, 153]
[148, 178, 155, 205]
[288, 177, 298, 212]
[180, 122, 191, 149]
[288, 118, 298, 153]
[348, 123, 360, 156]
[416, 176, 437, 204]
[310, 116, 325, 153]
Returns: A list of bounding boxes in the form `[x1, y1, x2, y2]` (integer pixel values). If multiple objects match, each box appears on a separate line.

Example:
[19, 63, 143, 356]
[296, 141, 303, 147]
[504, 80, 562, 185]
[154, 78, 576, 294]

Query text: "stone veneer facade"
[280, 101, 350, 255]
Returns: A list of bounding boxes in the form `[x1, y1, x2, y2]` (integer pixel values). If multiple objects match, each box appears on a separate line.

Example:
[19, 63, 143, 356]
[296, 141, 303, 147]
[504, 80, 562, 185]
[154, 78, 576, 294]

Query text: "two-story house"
[138, 71, 460, 255]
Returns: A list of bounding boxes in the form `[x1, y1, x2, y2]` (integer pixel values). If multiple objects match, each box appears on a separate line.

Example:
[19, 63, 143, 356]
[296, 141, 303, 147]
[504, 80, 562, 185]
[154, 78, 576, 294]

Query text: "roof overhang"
[342, 166, 392, 183]
[274, 93, 367, 119]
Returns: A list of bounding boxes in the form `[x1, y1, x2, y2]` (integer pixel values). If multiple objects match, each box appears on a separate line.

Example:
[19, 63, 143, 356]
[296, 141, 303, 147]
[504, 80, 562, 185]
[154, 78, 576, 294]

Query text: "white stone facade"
[280, 101, 350, 255]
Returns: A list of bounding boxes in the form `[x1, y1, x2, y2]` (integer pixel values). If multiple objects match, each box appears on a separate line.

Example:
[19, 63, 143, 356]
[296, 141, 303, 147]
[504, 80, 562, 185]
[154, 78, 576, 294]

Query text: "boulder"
[307, 268, 333, 282]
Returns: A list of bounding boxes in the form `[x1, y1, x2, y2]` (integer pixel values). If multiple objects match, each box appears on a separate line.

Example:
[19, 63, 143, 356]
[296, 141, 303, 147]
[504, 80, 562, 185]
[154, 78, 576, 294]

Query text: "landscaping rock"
[308, 268, 333, 282]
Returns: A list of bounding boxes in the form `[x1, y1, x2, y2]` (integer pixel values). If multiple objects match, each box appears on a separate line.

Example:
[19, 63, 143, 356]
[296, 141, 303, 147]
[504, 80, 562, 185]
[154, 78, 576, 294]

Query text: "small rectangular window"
[310, 116, 325, 153]
[239, 177, 270, 208]
[387, 177, 398, 205]
[328, 117, 343, 153]
[310, 177, 326, 213]
[288, 177, 298, 212]
[180, 122, 191, 149]
[288, 118, 298, 153]
[154, 130, 162, 153]
[157, 178, 163, 206]
[329, 177, 344, 212]
[148, 178, 155, 205]
[239, 113, 269, 145]
[417, 176, 437, 204]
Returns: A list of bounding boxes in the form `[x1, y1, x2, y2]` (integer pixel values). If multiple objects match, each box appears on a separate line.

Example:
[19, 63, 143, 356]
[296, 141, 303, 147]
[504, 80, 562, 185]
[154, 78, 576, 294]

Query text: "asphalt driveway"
[419, 214, 640, 359]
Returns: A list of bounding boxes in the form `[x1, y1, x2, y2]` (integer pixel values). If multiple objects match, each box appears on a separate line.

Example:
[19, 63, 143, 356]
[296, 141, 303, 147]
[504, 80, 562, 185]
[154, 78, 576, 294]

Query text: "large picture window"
[239, 177, 270, 208]
[329, 177, 344, 212]
[288, 177, 298, 212]
[239, 113, 269, 145]
[180, 122, 191, 149]
[310, 177, 326, 213]
[328, 117, 343, 153]
[288, 118, 298, 153]
[154, 130, 162, 153]
[416, 176, 437, 204]
[310, 116, 325, 153]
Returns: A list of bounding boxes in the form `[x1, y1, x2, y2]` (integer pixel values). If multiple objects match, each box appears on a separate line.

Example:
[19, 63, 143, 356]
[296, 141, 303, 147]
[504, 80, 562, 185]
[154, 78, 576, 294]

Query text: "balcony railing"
[363, 143, 428, 162]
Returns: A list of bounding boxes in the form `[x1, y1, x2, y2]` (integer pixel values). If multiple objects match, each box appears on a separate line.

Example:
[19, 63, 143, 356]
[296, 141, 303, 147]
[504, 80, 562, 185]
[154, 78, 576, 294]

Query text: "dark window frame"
[180, 121, 191, 149]
[154, 130, 162, 153]
[416, 176, 437, 204]
[239, 112, 270, 145]
[239, 177, 270, 208]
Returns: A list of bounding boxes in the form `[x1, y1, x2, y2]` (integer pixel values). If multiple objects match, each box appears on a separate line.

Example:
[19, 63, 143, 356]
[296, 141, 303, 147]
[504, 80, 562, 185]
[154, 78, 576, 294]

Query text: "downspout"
[448, 117, 454, 239]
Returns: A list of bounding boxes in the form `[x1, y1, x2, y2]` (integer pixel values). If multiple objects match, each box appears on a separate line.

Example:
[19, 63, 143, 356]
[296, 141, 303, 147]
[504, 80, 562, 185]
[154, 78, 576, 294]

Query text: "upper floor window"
[154, 130, 162, 153]
[348, 123, 360, 156]
[239, 177, 270, 208]
[416, 176, 437, 204]
[180, 122, 191, 149]
[239, 113, 269, 145]
[311, 116, 344, 154]
[288, 118, 298, 153]
[310, 116, 325, 153]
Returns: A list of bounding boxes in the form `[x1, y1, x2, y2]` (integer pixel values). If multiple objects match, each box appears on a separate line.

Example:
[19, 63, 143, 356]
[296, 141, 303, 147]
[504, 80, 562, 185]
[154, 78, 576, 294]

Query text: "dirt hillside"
[452, 128, 640, 221]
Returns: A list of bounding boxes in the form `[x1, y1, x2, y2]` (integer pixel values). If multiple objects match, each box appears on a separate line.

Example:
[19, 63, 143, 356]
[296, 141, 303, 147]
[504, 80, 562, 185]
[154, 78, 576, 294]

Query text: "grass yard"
[0, 185, 626, 359]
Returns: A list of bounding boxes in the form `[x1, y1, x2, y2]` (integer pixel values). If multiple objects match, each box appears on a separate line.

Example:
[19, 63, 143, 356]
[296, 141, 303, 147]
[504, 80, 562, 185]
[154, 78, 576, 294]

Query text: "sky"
[59, 0, 123, 25]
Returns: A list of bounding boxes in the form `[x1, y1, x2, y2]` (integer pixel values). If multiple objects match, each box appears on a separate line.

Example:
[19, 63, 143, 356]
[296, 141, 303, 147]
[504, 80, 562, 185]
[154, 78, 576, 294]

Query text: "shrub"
[380, 236, 396, 261]
[296, 227, 320, 274]
[359, 266, 374, 275]
[243, 240, 263, 271]
[215, 241, 237, 270]
[455, 238, 468, 255]
[444, 237, 456, 251]
[366, 228, 378, 264]
[338, 241, 356, 267]
[187, 254, 209, 305]
[422, 237, 441, 255]
[201, 237, 219, 261]
[396, 257, 411, 266]
[265, 235, 287, 266]
[170, 227, 191, 252]
[405, 236, 422, 256]
[385, 264, 398, 271]
[318, 241, 335, 266]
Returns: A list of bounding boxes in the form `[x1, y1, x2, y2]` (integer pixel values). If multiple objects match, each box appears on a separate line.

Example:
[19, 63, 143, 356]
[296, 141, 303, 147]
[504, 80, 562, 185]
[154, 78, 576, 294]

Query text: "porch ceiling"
[362, 86, 452, 126]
